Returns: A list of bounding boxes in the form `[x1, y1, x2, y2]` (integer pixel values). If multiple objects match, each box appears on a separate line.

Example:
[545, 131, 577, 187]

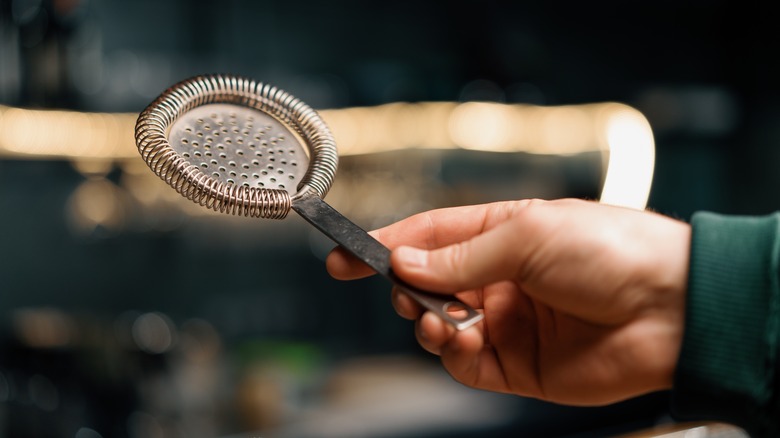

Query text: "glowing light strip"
[0, 105, 138, 159]
[0, 101, 654, 209]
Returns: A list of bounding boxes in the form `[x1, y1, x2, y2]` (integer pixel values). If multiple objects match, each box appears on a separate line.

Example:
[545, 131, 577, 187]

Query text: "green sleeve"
[671, 211, 780, 436]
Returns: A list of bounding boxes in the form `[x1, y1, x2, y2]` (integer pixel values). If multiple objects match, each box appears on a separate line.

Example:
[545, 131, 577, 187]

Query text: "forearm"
[671, 211, 780, 436]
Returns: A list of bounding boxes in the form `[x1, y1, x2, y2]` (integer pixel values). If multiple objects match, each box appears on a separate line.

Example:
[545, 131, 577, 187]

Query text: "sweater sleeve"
[671, 211, 780, 437]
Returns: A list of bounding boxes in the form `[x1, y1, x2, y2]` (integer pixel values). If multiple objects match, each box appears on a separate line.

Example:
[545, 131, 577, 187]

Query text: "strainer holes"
[182, 152, 190, 158]
[237, 138, 243, 144]
[242, 164, 250, 169]
[291, 162, 298, 166]
[288, 175, 295, 180]
[185, 127, 192, 132]
[197, 132, 203, 137]
[201, 163, 208, 168]
[277, 169, 284, 174]
[212, 172, 220, 177]
[193, 151, 201, 157]
[241, 173, 248, 179]
[197, 118, 203, 124]
[219, 166, 226, 172]
[204, 125, 211, 130]
[229, 161, 236, 167]
[229, 171, 237, 177]
[219, 153, 227, 159]
[211, 159, 218, 165]
[206, 137, 213, 142]
[225, 138, 232, 144]
[242, 182, 250, 187]
[236, 150, 243, 155]
[227, 178, 234, 184]
[252, 159, 260, 166]
[255, 151, 262, 157]
[217, 144, 224, 150]
[181, 138, 189, 144]
[261, 170, 268, 175]
[252, 173, 260, 179]
[279, 184, 285, 189]
[205, 151, 212, 156]
[270, 177, 277, 183]
[192, 141, 199, 147]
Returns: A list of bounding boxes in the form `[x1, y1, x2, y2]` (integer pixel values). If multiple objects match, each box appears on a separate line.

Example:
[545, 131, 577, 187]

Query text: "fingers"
[415, 311, 451, 355]
[391, 220, 530, 293]
[326, 246, 377, 280]
[415, 311, 482, 358]
[414, 312, 494, 390]
[391, 286, 422, 320]
[325, 204, 497, 281]
[408, 309, 525, 396]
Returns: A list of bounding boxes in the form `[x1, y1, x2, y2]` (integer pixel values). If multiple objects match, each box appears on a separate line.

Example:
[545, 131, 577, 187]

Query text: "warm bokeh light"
[0, 105, 137, 159]
[599, 104, 656, 210]
[0, 100, 655, 211]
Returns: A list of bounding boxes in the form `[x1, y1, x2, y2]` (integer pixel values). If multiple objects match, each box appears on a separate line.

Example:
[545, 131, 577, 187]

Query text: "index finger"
[325, 202, 505, 280]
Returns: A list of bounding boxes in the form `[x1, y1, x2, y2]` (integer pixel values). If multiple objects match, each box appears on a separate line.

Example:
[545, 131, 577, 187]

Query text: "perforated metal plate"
[168, 104, 308, 195]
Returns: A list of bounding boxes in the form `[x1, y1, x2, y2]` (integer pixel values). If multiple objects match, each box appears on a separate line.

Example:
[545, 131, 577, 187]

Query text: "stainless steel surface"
[169, 104, 307, 194]
[135, 74, 338, 219]
[134, 74, 483, 330]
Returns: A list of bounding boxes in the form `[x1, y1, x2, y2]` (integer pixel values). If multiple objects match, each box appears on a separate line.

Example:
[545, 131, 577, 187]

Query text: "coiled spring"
[134, 74, 338, 219]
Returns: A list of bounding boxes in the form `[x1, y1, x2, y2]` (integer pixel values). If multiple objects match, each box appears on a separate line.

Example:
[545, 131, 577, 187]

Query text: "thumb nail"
[396, 246, 428, 268]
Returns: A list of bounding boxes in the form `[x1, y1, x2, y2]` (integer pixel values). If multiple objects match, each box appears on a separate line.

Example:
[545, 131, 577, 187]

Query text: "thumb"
[391, 223, 526, 293]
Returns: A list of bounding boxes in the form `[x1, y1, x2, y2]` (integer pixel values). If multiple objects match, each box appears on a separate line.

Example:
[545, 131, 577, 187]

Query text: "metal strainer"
[134, 74, 482, 330]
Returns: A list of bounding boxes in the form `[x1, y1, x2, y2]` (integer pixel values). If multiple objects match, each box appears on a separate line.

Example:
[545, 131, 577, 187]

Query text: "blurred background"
[0, 0, 775, 437]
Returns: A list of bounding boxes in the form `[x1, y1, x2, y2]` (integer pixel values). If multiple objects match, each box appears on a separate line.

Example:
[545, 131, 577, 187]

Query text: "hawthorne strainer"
[134, 74, 482, 330]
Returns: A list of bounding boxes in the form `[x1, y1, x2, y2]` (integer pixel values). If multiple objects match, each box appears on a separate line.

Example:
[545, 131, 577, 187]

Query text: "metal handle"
[292, 191, 483, 331]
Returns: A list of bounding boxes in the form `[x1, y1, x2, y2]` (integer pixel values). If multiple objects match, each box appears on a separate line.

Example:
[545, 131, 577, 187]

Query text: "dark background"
[0, 1, 776, 437]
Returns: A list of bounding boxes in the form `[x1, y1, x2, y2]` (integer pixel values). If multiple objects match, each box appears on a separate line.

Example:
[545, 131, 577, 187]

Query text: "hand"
[327, 198, 691, 405]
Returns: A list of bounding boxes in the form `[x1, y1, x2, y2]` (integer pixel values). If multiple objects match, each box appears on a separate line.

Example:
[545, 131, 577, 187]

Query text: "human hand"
[326, 198, 691, 405]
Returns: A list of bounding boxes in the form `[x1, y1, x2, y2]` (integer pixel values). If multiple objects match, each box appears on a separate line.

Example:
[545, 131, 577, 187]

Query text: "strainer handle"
[292, 191, 483, 331]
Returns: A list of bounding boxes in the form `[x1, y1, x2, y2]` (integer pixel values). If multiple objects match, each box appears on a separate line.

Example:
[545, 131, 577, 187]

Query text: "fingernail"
[396, 246, 428, 268]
